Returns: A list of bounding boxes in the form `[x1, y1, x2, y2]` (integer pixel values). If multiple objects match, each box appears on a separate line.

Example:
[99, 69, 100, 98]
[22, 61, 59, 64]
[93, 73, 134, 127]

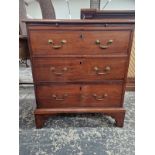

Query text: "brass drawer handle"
[93, 93, 108, 101]
[95, 39, 113, 49]
[50, 67, 68, 76]
[94, 66, 111, 75]
[99, 45, 108, 49]
[52, 45, 62, 49]
[52, 94, 68, 101]
[48, 39, 67, 49]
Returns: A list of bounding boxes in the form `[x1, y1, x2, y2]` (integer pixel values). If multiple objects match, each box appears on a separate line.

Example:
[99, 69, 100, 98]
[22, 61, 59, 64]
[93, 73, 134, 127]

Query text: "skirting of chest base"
[34, 107, 125, 128]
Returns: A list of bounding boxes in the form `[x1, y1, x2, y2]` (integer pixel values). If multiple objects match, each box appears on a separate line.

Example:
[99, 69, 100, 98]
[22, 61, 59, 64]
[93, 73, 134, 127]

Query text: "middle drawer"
[33, 57, 127, 82]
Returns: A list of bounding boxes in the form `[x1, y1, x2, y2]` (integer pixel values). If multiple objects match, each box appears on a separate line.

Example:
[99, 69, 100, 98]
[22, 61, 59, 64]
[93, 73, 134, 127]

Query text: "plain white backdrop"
[0, 0, 155, 154]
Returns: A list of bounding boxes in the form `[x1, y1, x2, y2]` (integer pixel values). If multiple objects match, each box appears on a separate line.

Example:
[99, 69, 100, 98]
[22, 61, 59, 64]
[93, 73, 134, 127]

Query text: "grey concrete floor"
[19, 62, 135, 155]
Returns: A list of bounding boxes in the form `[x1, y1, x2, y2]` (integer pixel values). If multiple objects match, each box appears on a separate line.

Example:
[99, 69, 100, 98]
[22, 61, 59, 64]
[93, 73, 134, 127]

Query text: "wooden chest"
[25, 19, 134, 128]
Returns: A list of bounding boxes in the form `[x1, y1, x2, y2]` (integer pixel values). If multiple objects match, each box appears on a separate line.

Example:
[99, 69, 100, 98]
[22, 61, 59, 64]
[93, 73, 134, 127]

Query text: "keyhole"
[80, 34, 84, 39]
[80, 86, 82, 91]
[80, 61, 82, 65]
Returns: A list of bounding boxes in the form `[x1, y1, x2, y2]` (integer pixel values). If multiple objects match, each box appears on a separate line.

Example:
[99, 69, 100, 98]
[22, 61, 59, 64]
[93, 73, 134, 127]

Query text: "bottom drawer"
[36, 83, 123, 108]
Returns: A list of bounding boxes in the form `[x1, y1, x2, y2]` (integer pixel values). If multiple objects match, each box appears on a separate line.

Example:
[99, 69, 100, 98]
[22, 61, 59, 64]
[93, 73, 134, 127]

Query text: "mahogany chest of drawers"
[25, 19, 134, 128]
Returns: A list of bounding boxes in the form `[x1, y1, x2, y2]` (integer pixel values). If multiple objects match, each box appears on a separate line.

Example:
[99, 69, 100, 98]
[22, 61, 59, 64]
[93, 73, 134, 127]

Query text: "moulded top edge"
[23, 19, 135, 24]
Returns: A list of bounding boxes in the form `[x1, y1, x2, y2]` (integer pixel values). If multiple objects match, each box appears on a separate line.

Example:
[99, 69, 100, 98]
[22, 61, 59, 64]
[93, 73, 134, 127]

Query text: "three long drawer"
[36, 83, 123, 108]
[33, 57, 127, 82]
[29, 27, 130, 109]
[29, 30, 131, 55]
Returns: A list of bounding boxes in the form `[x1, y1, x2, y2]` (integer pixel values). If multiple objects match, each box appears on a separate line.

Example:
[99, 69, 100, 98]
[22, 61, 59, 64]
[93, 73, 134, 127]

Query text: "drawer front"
[29, 30, 130, 55]
[36, 83, 123, 108]
[33, 57, 127, 82]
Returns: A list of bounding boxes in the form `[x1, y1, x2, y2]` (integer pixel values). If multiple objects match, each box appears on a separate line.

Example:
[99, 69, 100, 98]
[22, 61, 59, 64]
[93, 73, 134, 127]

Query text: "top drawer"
[29, 30, 131, 56]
